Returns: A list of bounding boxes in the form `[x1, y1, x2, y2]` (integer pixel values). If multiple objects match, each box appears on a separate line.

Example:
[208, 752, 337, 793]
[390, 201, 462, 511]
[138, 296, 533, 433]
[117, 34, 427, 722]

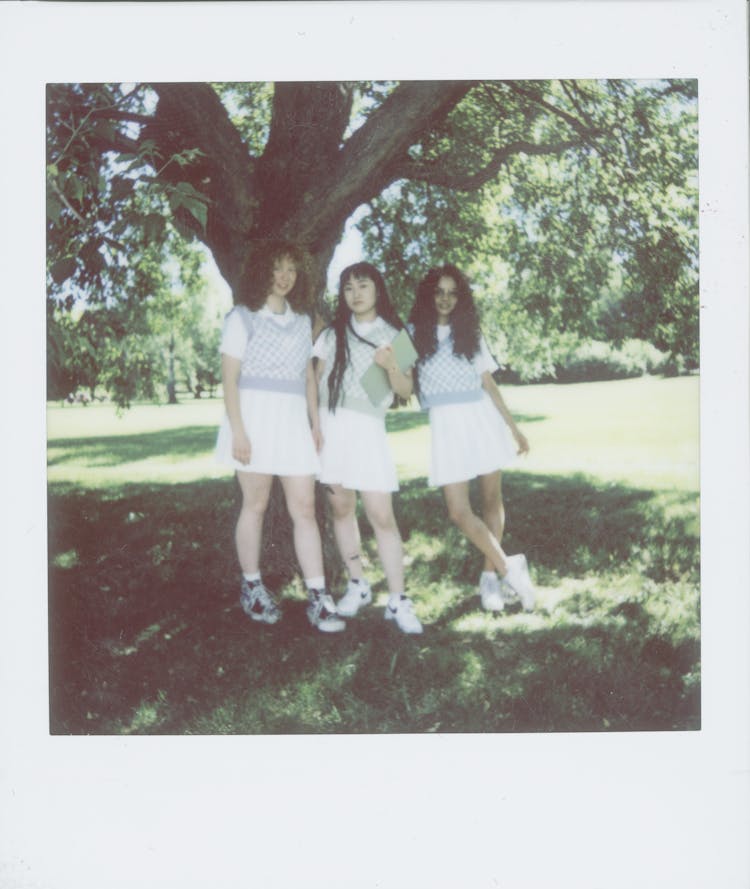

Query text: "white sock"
[243, 571, 261, 583]
[305, 577, 326, 599]
[388, 592, 405, 609]
[481, 570, 497, 581]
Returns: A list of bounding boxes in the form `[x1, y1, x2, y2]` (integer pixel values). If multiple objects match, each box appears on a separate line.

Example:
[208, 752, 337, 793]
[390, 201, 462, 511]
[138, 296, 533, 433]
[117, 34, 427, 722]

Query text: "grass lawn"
[47, 375, 700, 734]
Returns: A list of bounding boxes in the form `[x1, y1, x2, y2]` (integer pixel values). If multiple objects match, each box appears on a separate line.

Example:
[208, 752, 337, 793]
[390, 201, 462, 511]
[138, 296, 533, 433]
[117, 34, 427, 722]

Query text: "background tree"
[358, 80, 698, 375]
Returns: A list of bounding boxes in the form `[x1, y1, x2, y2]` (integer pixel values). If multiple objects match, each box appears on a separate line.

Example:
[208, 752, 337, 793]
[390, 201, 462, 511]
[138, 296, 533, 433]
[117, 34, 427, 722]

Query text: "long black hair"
[326, 262, 404, 411]
[408, 264, 481, 362]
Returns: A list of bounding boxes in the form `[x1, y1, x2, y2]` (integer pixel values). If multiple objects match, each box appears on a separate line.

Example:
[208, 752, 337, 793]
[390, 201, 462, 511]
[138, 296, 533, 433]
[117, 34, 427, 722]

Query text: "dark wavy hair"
[326, 262, 404, 412]
[408, 265, 481, 402]
[409, 264, 481, 360]
[238, 240, 313, 314]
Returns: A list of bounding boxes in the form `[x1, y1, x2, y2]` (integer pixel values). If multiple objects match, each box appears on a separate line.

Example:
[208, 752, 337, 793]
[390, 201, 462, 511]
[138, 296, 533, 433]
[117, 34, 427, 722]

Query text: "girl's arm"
[374, 345, 414, 399]
[222, 353, 252, 464]
[306, 358, 324, 452]
[481, 371, 529, 455]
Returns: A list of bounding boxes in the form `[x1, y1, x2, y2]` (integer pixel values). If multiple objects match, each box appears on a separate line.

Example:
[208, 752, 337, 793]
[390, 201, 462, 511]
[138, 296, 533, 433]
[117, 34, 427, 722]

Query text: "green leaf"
[167, 190, 184, 213]
[46, 192, 64, 223]
[182, 197, 207, 231]
[90, 120, 117, 142]
[175, 181, 204, 199]
[110, 177, 134, 202]
[172, 215, 195, 241]
[50, 257, 78, 285]
[65, 176, 84, 202]
[81, 240, 106, 274]
[143, 213, 166, 242]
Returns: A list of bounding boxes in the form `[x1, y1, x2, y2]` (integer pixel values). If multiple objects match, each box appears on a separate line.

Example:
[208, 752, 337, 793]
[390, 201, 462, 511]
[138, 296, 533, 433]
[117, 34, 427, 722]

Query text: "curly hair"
[408, 264, 481, 360]
[326, 262, 405, 412]
[238, 240, 314, 314]
[408, 265, 482, 403]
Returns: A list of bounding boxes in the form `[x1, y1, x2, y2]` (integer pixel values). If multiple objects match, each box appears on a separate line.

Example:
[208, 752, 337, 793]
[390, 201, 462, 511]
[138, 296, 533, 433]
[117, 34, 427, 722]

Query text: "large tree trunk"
[146, 81, 473, 303]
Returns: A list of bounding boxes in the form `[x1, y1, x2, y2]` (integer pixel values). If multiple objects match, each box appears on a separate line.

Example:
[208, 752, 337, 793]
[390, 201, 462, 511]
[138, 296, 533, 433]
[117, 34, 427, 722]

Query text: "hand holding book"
[360, 329, 419, 406]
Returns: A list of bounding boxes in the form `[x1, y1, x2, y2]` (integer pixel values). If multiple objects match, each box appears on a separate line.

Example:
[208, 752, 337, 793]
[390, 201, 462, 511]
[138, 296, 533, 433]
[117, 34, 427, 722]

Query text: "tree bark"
[146, 82, 475, 303]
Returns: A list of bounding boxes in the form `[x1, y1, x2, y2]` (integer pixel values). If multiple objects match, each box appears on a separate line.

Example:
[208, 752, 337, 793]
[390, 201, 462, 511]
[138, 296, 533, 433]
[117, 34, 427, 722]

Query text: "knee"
[287, 495, 316, 525]
[329, 494, 356, 522]
[240, 496, 269, 519]
[366, 504, 397, 534]
[447, 501, 474, 529]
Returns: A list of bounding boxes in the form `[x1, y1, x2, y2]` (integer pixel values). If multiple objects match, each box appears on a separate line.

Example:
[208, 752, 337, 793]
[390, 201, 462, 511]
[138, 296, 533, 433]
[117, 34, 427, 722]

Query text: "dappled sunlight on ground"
[47, 378, 700, 734]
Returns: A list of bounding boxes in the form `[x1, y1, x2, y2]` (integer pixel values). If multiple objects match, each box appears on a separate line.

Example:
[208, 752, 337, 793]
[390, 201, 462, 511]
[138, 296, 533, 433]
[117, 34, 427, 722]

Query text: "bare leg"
[443, 480, 509, 575]
[326, 484, 364, 580]
[361, 490, 404, 595]
[279, 475, 324, 579]
[235, 472, 274, 573]
[479, 470, 505, 572]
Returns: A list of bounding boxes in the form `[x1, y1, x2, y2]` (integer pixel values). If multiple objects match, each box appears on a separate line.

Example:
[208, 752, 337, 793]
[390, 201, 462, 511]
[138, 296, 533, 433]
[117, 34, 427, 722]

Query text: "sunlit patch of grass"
[53, 549, 79, 569]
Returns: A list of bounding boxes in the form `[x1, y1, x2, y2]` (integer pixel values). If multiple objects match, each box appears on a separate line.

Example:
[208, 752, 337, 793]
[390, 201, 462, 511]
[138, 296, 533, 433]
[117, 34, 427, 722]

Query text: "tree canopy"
[46, 79, 698, 401]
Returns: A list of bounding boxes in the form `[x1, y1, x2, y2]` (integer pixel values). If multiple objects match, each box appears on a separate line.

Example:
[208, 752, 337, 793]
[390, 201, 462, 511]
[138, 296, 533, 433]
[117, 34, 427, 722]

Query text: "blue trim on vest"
[420, 389, 484, 409]
[239, 376, 305, 395]
[321, 394, 387, 419]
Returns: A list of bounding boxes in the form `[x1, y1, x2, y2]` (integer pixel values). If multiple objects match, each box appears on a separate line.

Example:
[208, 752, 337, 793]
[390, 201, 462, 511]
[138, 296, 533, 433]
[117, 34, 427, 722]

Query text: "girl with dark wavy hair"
[408, 264, 536, 612]
[310, 262, 422, 634]
[216, 239, 344, 634]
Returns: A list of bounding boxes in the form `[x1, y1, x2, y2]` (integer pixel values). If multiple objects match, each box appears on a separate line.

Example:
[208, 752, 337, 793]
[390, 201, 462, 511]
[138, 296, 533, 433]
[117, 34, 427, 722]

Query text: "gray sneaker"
[240, 578, 281, 624]
[306, 591, 346, 633]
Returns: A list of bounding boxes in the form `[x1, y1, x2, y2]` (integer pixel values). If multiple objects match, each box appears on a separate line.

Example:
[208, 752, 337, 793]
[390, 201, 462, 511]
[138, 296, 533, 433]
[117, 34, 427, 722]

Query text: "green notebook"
[360, 329, 419, 406]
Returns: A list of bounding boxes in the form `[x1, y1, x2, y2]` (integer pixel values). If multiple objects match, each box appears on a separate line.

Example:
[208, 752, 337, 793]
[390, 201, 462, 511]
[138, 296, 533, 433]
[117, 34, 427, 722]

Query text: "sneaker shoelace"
[310, 590, 337, 620]
[248, 581, 277, 613]
[394, 597, 414, 615]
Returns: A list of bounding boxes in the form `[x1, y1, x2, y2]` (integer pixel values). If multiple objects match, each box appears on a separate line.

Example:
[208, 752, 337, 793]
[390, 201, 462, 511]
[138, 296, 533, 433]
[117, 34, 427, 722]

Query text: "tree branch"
[497, 80, 601, 142]
[559, 80, 597, 129]
[288, 80, 475, 247]
[396, 139, 581, 190]
[91, 109, 156, 127]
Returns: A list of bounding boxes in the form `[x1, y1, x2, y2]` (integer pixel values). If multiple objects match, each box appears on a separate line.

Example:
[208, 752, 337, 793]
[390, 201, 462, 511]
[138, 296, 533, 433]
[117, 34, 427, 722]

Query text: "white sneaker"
[385, 597, 423, 634]
[306, 591, 346, 633]
[336, 578, 373, 617]
[478, 573, 505, 612]
[499, 576, 518, 605]
[503, 554, 536, 611]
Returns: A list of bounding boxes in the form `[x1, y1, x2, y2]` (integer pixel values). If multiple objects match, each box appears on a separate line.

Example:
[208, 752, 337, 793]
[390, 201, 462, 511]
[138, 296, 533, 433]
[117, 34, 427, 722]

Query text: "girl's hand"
[514, 429, 530, 456]
[373, 344, 397, 372]
[311, 421, 324, 453]
[232, 431, 252, 465]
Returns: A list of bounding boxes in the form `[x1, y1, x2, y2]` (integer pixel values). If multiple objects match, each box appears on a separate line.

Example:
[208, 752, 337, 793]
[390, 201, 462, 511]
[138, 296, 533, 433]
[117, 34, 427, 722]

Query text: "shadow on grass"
[48, 426, 218, 467]
[48, 471, 699, 735]
[385, 409, 546, 435]
[393, 473, 698, 585]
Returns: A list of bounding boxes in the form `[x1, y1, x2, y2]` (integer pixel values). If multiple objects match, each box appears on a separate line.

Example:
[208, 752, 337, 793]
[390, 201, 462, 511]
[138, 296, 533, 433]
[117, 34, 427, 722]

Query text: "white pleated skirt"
[429, 392, 518, 486]
[318, 407, 398, 492]
[215, 388, 320, 476]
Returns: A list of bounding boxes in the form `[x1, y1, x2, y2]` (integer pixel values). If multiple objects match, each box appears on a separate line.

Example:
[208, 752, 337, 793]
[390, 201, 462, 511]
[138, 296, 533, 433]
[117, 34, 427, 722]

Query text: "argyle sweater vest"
[235, 306, 311, 396]
[413, 327, 484, 409]
[320, 318, 399, 418]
